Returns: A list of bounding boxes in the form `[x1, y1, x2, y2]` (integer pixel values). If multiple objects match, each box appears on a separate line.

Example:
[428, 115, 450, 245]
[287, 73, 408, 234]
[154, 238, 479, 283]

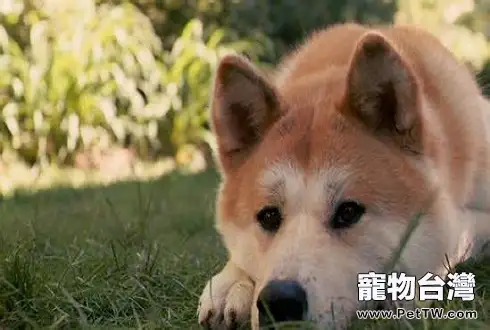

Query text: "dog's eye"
[256, 206, 282, 232]
[331, 200, 365, 229]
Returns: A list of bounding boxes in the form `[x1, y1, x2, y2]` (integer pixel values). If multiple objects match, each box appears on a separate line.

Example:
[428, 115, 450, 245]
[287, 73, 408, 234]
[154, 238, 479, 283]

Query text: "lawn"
[0, 169, 224, 329]
[0, 167, 488, 329]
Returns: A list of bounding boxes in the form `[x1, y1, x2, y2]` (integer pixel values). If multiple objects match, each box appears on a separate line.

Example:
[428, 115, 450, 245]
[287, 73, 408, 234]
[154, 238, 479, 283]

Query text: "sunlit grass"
[0, 158, 177, 196]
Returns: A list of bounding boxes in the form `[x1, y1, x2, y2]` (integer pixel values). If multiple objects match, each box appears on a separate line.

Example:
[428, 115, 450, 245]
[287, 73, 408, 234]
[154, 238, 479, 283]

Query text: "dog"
[197, 23, 490, 329]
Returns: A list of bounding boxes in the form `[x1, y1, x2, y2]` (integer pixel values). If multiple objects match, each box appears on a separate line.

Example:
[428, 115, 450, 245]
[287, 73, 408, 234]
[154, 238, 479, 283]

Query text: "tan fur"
[198, 23, 490, 329]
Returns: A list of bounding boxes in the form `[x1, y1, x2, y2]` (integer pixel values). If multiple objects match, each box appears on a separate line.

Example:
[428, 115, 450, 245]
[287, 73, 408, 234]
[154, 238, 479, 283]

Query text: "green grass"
[0, 168, 488, 329]
[0, 169, 225, 329]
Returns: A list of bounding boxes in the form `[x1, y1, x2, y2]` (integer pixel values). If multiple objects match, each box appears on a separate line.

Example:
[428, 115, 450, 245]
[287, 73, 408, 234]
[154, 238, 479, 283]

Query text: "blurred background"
[0, 0, 489, 193]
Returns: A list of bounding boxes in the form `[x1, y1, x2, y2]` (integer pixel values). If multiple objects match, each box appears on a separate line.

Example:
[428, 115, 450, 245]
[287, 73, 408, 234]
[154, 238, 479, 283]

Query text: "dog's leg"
[198, 261, 255, 329]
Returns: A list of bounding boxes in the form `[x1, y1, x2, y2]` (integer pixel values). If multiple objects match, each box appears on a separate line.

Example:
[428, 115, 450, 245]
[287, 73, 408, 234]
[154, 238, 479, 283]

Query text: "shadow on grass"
[0, 168, 225, 328]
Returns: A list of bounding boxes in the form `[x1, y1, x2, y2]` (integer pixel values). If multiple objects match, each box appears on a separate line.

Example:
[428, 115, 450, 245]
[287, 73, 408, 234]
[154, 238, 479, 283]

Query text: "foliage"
[220, 0, 398, 62]
[396, 0, 490, 70]
[0, 0, 168, 165]
[119, 0, 397, 63]
[0, 0, 263, 166]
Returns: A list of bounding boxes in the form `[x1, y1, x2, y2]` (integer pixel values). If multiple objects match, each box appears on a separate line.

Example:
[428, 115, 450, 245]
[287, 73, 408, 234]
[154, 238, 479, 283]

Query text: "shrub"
[0, 0, 268, 167]
[0, 1, 168, 165]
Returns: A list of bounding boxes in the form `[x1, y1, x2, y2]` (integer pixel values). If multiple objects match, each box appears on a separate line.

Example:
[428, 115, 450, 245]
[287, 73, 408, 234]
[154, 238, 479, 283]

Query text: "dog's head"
[210, 32, 460, 328]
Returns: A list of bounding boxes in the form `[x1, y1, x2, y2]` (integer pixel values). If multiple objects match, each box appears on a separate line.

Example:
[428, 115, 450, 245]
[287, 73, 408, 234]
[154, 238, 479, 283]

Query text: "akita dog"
[197, 23, 490, 329]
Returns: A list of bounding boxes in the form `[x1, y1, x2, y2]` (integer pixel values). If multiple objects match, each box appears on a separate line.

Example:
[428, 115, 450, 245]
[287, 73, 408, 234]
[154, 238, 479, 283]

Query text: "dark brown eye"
[256, 206, 282, 233]
[331, 200, 365, 229]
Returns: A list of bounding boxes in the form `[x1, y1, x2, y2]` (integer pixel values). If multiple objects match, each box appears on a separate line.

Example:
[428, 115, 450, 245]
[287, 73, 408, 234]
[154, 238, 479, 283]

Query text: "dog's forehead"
[249, 107, 430, 217]
[260, 104, 363, 172]
[260, 160, 350, 212]
[256, 109, 358, 204]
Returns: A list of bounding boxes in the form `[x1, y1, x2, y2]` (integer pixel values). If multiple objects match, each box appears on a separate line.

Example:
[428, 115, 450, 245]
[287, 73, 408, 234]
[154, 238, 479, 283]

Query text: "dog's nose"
[257, 280, 308, 326]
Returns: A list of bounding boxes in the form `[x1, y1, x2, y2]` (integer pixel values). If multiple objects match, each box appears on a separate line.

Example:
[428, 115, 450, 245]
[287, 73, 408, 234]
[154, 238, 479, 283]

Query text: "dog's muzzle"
[257, 279, 308, 326]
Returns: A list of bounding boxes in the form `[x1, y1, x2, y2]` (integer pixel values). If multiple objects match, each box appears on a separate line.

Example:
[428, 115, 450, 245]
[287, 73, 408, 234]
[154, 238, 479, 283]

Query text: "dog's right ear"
[210, 55, 282, 173]
[343, 32, 423, 154]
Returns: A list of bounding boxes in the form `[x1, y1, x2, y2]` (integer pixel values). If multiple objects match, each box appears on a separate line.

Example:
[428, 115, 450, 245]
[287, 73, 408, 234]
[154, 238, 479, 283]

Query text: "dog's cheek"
[340, 215, 409, 268]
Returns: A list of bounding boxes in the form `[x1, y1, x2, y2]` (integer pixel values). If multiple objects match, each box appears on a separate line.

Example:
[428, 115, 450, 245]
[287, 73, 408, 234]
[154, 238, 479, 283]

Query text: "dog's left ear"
[344, 32, 422, 153]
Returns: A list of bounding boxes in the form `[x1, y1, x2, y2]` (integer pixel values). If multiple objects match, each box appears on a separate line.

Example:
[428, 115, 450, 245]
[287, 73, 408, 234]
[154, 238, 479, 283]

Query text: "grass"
[0, 168, 224, 329]
[0, 167, 488, 329]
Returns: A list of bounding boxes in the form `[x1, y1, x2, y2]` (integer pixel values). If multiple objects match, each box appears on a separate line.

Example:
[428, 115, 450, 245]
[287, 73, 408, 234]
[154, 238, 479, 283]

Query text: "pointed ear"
[344, 32, 423, 153]
[210, 55, 282, 172]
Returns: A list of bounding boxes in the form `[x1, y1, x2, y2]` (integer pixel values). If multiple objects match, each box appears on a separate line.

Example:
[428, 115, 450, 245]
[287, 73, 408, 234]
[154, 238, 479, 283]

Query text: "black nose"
[257, 280, 308, 326]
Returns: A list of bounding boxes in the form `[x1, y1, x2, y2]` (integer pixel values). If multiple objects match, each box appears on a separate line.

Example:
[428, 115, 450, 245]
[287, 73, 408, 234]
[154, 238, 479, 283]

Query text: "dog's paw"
[198, 264, 254, 329]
